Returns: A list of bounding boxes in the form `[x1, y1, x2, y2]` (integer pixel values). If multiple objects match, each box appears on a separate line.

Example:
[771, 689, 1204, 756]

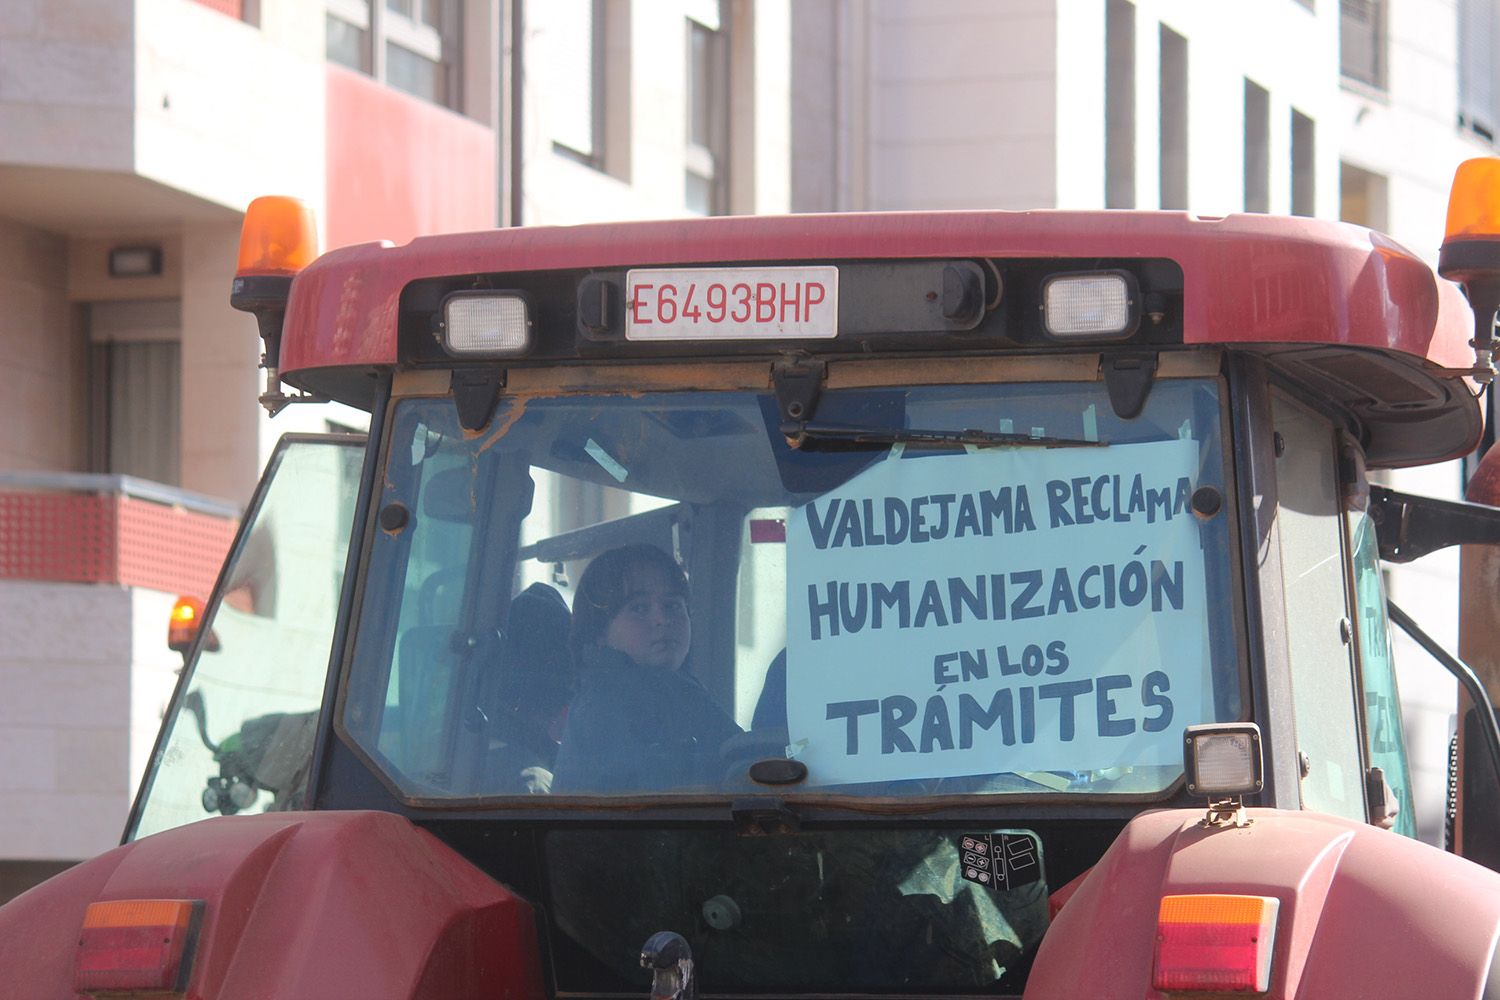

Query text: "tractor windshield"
[342, 374, 1242, 802]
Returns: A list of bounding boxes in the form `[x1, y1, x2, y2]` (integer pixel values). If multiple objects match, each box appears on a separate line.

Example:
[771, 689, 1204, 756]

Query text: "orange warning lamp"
[229, 195, 323, 415]
[1439, 158, 1500, 383]
[167, 595, 220, 658]
[1443, 158, 1500, 247]
[234, 196, 319, 278]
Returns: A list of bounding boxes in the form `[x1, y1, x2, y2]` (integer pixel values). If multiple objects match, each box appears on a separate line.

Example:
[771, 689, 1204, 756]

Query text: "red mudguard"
[0, 811, 546, 999]
[1026, 807, 1500, 999]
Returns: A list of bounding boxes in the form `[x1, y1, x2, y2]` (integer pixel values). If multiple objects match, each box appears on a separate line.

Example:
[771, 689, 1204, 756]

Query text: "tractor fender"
[1025, 807, 1500, 999]
[0, 810, 545, 1000]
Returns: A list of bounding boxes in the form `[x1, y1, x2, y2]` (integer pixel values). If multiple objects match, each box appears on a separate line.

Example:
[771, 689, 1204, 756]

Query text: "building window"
[1291, 109, 1316, 217]
[88, 301, 182, 487]
[685, 4, 728, 216]
[1340, 162, 1389, 231]
[1105, 0, 1136, 209]
[326, 0, 461, 110]
[1459, 0, 1497, 140]
[1158, 25, 1188, 210]
[1340, 0, 1386, 90]
[1244, 79, 1270, 213]
[551, 0, 606, 166]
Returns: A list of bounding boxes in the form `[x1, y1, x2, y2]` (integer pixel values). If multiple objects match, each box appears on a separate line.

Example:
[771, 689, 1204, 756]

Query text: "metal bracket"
[1200, 796, 1251, 828]
[1101, 352, 1158, 420]
[452, 368, 506, 433]
[1368, 485, 1500, 563]
[771, 357, 827, 434]
[731, 797, 801, 836]
[577, 274, 623, 340]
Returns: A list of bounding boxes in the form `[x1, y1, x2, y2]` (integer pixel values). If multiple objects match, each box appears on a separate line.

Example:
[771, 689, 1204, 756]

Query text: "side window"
[1272, 394, 1367, 821]
[1347, 510, 1419, 838]
[129, 436, 364, 840]
[735, 506, 789, 730]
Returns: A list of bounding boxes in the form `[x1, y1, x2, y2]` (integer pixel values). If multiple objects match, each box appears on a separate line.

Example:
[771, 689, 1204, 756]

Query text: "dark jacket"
[552, 646, 743, 793]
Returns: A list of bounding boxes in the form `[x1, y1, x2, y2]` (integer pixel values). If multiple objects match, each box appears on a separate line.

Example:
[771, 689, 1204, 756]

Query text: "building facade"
[0, 0, 797, 900]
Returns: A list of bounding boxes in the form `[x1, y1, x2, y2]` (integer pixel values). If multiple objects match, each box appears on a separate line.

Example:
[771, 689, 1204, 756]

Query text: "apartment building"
[0, 0, 796, 900]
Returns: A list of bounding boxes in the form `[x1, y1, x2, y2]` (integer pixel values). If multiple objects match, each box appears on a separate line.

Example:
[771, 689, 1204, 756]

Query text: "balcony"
[0, 472, 237, 597]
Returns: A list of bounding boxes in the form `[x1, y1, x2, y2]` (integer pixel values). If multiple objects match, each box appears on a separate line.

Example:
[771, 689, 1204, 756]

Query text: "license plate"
[625, 266, 838, 341]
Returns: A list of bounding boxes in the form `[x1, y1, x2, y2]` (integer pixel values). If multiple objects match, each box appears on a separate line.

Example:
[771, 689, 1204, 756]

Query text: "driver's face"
[604, 565, 691, 670]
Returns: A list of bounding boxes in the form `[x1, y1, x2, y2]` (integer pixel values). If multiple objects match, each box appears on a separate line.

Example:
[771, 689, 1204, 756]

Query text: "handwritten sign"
[785, 439, 1212, 786]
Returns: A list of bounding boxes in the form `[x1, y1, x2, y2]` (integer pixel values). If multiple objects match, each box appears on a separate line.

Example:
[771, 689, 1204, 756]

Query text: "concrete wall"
[134, 0, 326, 215]
[0, 0, 135, 172]
[0, 220, 84, 472]
[866, 0, 1059, 210]
[0, 581, 176, 861]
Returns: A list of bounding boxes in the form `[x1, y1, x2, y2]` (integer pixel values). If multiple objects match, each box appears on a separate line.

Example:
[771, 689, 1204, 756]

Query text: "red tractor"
[8, 167, 1500, 998]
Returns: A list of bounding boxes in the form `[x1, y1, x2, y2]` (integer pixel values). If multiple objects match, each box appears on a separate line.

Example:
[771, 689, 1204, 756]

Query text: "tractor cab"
[17, 183, 1500, 999]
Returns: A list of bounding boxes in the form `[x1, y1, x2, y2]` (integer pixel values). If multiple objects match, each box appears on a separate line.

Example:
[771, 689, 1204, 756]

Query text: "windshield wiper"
[791, 422, 1106, 450]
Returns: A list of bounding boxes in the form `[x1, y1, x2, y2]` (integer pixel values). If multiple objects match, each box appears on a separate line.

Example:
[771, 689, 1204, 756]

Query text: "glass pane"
[129, 437, 364, 840]
[345, 379, 1242, 802]
[1348, 510, 1418, 838]
[547, 827, 1048, 993]
[386, 0, 414, 15]
[549, 0, 597, 158]
[107, 340, 180, 486]
[688, 20, 713, 147]
[1273, 394, 1365, 821]
[685, 170, 712, 215]
[386, 40, 445, 104]
[326, 13, 369, 72]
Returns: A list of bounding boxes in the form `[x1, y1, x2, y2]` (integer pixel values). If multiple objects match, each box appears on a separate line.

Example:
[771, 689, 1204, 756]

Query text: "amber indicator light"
[75, 898, 203, 995]
[1153, 893, 1279, 993]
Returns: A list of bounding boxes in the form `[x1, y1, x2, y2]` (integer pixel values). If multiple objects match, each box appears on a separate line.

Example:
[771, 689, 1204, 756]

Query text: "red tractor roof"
[276, 210, 1479, 466]
[281, 210, 1472, 372]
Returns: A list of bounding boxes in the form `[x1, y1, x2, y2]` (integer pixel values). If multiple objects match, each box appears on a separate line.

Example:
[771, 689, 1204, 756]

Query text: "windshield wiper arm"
[792, 422, 1106, 450]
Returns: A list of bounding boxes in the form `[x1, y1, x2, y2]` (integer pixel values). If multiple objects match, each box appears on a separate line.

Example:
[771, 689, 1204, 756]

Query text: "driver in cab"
[552, 544, 742, 793]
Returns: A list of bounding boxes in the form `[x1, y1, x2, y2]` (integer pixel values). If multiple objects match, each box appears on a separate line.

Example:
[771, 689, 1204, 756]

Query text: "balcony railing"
[0, 473, 239, 601]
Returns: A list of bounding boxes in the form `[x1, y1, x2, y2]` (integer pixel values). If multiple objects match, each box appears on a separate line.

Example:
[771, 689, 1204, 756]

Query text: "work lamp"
[1040, 270, 1140, 340]
[442, 292, 533, 356]
[1183, 722, 1263, 798]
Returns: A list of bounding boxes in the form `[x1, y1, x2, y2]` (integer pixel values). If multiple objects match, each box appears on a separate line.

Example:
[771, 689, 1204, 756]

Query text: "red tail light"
[75, 899, 203, 996]
[1153, 893, 1278, 993]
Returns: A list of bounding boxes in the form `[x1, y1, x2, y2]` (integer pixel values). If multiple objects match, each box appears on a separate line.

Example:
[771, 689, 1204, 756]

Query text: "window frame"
[1339, 0, 1388, 93]
[326, 0, 462, 111]
[549, 0, 609, 169]
[685, 5, 729, 216]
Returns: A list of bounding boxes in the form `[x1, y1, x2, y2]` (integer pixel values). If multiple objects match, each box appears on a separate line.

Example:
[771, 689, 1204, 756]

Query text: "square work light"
[442, 293, 533, 356]
[1183, 722, 1264, 798]
[1041, 270, 1140, 340]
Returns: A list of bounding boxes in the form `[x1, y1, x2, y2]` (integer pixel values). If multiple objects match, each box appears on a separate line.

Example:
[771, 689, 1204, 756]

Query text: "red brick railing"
[0, 474, 239, 600]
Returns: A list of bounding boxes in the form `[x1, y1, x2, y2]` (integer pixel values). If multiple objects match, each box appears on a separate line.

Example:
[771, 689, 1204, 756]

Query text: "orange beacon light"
[1439, 157, 1500, 383]
[229, 196, 322, 415]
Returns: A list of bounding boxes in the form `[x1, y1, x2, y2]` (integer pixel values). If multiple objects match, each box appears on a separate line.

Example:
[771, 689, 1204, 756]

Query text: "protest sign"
[784, 438, 1212, 786]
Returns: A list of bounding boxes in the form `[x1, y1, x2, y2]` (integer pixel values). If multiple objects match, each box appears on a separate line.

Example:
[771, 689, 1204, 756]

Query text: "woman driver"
[551, 544, 742, 793]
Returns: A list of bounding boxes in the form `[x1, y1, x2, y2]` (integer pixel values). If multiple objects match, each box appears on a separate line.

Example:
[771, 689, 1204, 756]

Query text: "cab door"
[125, 434, 365, 841]
[1270, 392, 1368, 823]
